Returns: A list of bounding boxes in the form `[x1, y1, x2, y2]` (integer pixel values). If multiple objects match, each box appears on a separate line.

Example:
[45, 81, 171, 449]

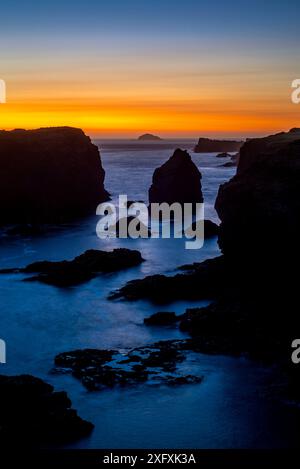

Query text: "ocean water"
[0, 139, 298, 448]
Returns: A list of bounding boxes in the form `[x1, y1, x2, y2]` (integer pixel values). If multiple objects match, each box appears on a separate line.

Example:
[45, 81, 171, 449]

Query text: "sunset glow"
[0, 0, 299, 138]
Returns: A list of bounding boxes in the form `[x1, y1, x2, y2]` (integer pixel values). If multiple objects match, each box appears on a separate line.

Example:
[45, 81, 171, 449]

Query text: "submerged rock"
[0, 248, 144, 286]
[221, 152, 240, 167]
[0, 127, 109, 225]
[148, 149, 203, 208]
[144, 312, 179, 326]
[216, 152, 231, 158]
[54, 342, 202, 391]
[164, 375, 203, 386]
[0, 374, 93, 445]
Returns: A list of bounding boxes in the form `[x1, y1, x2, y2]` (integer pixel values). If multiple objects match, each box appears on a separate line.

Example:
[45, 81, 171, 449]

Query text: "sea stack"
[149, 148, 203, 205]
[0, 127, 109, 224]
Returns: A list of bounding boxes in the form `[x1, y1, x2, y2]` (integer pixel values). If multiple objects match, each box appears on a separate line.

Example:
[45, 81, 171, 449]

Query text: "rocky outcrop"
[215, 128, 300, 261]
[0, 374, 93, 445]
[0, 248, 144, 286]
[148, 149, 203, 207]
[0, 127, 109, 224]
[54, 342, 203, 391]
[194, 138, 243, 153]
[221, 152, 239, 167]
[110, 256, 227, 303]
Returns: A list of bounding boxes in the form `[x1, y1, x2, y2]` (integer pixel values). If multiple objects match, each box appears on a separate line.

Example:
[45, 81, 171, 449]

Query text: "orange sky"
[1, 22, 299, 138]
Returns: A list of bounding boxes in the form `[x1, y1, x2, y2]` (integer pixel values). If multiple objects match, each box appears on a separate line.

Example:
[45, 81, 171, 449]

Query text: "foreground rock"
[0, 127, 109, 225]
[54, 343, 203, 391]
[0, 374, 93, 445]
[149, 149, 203, 210]
[0, 248, 144, 286]
[194, 138, 243, 153]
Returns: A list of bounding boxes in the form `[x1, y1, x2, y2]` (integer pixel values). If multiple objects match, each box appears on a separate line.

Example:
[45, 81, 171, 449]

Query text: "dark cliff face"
[148, 148, 203, 205]
[194, 138, 243, 153]
[0, 127, 109, 224]
[215, 128, 300, 262]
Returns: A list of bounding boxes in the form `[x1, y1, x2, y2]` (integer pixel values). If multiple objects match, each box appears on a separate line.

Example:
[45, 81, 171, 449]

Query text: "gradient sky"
[0, 0, 299, 137]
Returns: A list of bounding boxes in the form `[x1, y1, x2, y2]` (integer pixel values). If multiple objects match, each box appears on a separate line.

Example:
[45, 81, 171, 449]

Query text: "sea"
[0, 139, 298, 448]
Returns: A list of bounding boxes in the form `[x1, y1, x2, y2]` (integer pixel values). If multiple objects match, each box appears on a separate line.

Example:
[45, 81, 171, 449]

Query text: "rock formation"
[0, 374, 93, 444]
[138, 133, 162, 141]
[148, 149, 203, 208]
[0, 127, 109, 224]
[194, 138, 243, 153]
[215, 128, 300, 261]
[0, 248, 144, 287]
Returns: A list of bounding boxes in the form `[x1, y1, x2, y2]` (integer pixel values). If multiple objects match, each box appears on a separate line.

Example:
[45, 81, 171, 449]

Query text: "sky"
[0, 0, 299, 138]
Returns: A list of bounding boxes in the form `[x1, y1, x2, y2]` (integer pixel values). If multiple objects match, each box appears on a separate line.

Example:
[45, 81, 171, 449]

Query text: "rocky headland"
[194, 137, 243, 153]
[0, 127, 109, 225]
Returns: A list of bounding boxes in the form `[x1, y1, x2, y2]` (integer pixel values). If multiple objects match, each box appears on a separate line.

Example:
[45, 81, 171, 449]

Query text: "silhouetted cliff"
[0, 127, 109, 224]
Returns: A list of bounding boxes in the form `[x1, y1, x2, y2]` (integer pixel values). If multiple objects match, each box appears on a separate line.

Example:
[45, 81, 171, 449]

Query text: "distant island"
[138, 133, 162, 141]
[194, 137, 243, 153]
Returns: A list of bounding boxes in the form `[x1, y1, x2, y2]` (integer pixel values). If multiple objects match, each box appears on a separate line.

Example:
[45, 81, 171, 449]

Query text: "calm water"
[0, 139, 298, 448]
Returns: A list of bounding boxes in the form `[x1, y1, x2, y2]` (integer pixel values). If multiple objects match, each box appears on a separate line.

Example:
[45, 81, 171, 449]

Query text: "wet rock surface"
[54, 342, 203, 391]
[0, 248, 144, 287]
[110, 255, 227, 303]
